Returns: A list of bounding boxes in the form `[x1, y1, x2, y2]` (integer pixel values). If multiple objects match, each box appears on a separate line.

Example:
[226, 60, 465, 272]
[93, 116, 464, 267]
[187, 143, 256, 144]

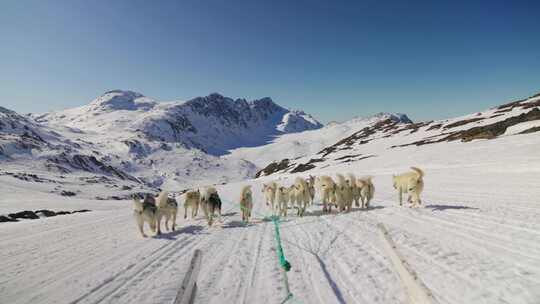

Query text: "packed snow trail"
[1, 166, 540, 304]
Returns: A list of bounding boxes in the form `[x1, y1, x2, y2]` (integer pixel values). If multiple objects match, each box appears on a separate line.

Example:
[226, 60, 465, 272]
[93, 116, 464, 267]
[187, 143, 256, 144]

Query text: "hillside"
[1, 91, 323, 197]
[254, 92, 540, 177]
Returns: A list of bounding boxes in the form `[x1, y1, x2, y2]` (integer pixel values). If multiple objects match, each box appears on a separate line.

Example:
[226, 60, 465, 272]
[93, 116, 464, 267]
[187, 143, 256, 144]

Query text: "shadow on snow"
[425, 204, 479, 212]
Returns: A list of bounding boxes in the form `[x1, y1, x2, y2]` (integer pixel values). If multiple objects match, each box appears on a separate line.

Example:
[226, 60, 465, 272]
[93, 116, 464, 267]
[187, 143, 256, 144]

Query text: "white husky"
[291, 177, 309, 216]
[306, 175, 316, 205]
[335, 174, 353, 212]
[276, 186, 290, 217]
[240, 185, 253, 222]
[316, 175, 336, 213]
[346, 173, 360, 207]
[356, 176, 375, 209]
[184, 189, 200, 219]
[200, 187, 222, 226]
[262, 181, 278, 214]
[133, 194, 157, 237]
[393, 167, 424, 207]
[156, 191, 178, 234]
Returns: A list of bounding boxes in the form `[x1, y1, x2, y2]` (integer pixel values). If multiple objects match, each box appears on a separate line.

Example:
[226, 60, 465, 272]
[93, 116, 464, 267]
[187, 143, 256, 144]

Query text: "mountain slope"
[2, 91, 322, 194]
[254, 92, 540, 176]
[226, 112, 412, 168]
[34, 91, 322, 155]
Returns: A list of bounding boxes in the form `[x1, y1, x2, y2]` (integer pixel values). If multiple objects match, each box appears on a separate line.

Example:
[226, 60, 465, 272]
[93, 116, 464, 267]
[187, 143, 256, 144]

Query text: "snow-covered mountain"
[2, 89, 539, 197]
[225, 112, 413, 168]
[253, 92, 540, 177]
[1, 90, 323, 196]
[34, 90, 322, 155]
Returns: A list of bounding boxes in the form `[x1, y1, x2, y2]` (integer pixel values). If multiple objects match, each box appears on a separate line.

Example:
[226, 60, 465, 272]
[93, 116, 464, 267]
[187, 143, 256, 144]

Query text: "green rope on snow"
[270, 215, 291, 272]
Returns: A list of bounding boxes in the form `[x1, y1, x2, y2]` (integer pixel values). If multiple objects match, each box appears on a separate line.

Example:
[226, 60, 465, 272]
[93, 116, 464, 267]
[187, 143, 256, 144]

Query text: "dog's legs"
[172, 211, 177, 231]
[135, 214, 147, 237]
[399, 189, 403, 206]
[156, 213, 162, 235]
[184, 204, 188, 219]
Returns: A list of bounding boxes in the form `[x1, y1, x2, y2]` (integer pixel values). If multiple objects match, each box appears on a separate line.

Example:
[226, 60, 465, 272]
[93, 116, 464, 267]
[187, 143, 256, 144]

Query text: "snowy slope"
[22, 90, 322, 189]
[254, 92, 540, 177]
[226, 112, 412, 168]
[1, 130, 540, 304]
[1, 90, 540, 304]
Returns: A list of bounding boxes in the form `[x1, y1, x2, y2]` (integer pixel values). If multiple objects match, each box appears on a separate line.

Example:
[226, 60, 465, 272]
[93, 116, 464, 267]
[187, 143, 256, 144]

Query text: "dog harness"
[167, 197, 178, 207]
[137, 201, 157, 215]
[208, 193, 222, 207]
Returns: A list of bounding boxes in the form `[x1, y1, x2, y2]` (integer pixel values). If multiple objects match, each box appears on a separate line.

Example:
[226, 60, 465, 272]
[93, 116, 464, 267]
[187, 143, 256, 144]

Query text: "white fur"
[184, 190, 200, 219]
[335, 173, 353, 212]
[133, 197, 157, 238]
[200, 187, 221, 226]
[346, 173, 361, 207]
[316, 175, 336, 213]
[156, 191, 178, 234]
[240, 185, 253, 222]
[306, 175, 316, 205]
[392, 167, 424, 207]
[291, 177, 309, 216]
[356, 176, 375, 208]
[262, 181, 278, 214]
[276, 186, 290, 217]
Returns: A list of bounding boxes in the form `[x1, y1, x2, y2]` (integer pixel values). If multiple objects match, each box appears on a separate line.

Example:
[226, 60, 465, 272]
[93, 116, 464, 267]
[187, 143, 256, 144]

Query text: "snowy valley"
[1, 90, 540, 304]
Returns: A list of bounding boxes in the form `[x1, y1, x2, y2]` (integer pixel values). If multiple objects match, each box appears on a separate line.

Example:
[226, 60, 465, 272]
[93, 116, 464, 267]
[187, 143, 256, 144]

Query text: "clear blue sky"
[1, 0, 539, 123]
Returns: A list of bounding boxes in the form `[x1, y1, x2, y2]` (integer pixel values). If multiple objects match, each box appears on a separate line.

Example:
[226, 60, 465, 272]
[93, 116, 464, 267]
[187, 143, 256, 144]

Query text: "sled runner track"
[405, 205, 540, 255]
[239, 222, 269, 304]
[393, 208, 540, 265]
[70, 235, 198, 304]
[386, 211, 540, 285]
[318, 215, 406, 303]
[390, 225, 540, 304]
[43, 222, 206, 304]
[426, 207, 540, 236]
[282, 213, 404, 304]
[322, 210, 540, 303]
[1, 216, 148, 300]
[3, 214, 211, 304]
[93, 234, 208, 304]
[299, 217, 372, 304]
[0, 212, 127, 245]
[283, 216, 340, 304]
[193, 222, 253, 304]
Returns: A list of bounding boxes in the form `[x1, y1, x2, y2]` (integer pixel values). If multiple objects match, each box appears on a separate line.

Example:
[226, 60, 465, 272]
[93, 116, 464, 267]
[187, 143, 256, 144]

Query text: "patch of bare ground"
[290, 158, 325, 173]
[443, 117, 485, 129]
[255, 158, 292, 178]
[393, 108, 540, 148]
[318, 119, 399, 157]
[518, 126, 540, 135]
[426, 123, 443, 131]
[337, 154, 376, 163]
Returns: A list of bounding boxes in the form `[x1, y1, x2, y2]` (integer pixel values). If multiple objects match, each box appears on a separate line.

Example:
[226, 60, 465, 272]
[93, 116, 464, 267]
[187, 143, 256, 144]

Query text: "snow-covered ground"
[1, 130, 539, 304]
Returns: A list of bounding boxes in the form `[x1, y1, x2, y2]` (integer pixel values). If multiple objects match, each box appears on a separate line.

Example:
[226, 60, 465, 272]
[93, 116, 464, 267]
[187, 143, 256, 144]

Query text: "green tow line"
[270, 215, 291, 272]
[269, 215, 294, 303]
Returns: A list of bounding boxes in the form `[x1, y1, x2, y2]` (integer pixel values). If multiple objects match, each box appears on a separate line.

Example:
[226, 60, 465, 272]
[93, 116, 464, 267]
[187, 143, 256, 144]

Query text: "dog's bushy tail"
[410, 167, 424, 178]
[133, 198, 144, 212]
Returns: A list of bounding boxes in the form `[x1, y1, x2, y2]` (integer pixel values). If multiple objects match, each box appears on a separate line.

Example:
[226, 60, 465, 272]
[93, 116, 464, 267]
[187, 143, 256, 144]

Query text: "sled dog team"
[133, 167, 424, 237]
